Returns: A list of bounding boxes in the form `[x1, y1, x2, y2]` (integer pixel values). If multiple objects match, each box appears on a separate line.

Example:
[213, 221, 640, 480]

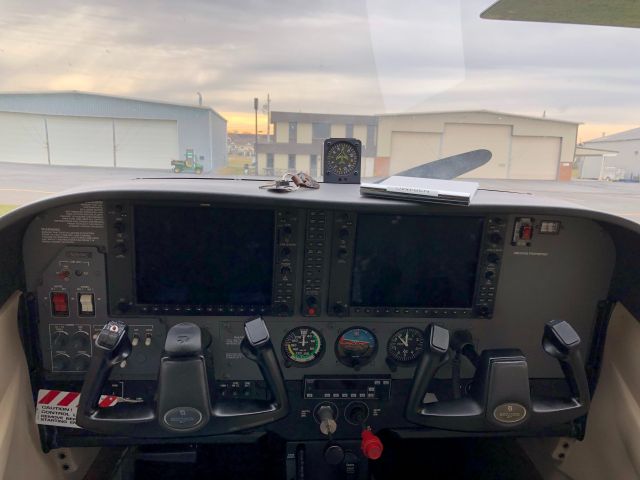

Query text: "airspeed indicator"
[282, 327, 324, 366]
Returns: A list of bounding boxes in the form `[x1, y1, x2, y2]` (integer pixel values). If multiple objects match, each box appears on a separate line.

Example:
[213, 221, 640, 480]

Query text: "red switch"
[361, 429, 383, 460]
[520, 224, 533, 241]
[51, 292, 69, 316]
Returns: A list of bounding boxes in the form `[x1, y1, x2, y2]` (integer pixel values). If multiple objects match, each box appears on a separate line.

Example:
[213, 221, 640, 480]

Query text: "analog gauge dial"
[335, 327, 377, 368]
[282, 327, 324, 366]
[387, 327, 425, 364]
[326, 141, 359, 176]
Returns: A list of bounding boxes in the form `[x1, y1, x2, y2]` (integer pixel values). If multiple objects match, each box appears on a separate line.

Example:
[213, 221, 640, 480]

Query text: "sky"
[0, 0, 639, 141]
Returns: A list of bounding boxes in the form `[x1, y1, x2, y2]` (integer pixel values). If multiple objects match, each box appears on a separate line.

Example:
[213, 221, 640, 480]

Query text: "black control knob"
[345, 401, 369, 425]
[113, 243, 128, 255]
[51, 331, 69, 349]
[281, 225, 293, 236]
[70, 331, 91, 351]
[339, 227, 350, 240]
[487, 253, 500, 264]
[484, 270, 495, 280]
[337, 248, 348, 260]
[477, 306, 490, 317]
[489, 232, 503, 245]
[306, 296, 318, 307]
[280, 265, 292, 276]
[71, 353, 91, 372]
[280, 246, 291, 257]
[332, 303, 346, 316]
[52, 353, 70, 371]
[276, 304, 290, 315]
[324, 442, 345, 466]
[113, 221, 125, 233]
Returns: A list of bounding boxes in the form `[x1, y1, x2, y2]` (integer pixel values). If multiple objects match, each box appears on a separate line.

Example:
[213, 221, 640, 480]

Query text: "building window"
[289, 122, 297, 143]
[310, 154, 318, 176]
[366, 125, 376, 148]
[312, 122, 330, 140]
[265, 153, 274, 175]
[288, 154, 296, 171]
[345, 124, 354, 138]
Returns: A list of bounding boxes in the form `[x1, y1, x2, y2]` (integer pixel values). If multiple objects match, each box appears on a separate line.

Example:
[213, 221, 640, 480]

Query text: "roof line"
[376, 109, 581, 125]
[0, 90, 227, 122]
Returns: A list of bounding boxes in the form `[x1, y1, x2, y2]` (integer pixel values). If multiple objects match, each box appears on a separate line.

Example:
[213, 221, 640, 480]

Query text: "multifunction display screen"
[134, 205, 274, 306]
[351, 215, 484, 308]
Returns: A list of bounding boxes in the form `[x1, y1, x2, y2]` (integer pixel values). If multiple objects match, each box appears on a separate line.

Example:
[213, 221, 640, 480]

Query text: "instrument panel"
[20, 197, 616, 446]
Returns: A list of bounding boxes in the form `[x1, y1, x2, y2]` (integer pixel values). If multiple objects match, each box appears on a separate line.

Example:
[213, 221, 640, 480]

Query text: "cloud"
[0, 0, 638, 128]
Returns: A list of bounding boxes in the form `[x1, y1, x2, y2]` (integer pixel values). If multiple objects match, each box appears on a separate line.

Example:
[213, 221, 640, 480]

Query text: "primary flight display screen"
[351, 215, 484, 308]
[134, 205, 275, 306]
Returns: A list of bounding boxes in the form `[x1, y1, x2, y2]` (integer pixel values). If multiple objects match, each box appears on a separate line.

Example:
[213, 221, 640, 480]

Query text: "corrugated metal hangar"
[375, 110, 579, 181]
[0, 92, 227, 171]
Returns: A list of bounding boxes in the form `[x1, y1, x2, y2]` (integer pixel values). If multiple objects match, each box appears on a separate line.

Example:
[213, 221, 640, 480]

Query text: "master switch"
[51, 292, 69, 316]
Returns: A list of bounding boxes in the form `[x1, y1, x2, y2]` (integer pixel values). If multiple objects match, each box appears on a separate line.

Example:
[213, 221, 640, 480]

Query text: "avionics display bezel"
[105, 202, 298, 316]
[327, 212, 506, 319]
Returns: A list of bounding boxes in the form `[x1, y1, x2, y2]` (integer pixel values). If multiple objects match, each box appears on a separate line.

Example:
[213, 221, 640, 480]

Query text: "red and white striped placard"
[37, 389, 120, 408]
[35, 389, 121, 429]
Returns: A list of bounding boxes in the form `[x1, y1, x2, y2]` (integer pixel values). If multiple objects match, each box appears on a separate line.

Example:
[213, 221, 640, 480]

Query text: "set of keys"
[260, 172, 320, 193]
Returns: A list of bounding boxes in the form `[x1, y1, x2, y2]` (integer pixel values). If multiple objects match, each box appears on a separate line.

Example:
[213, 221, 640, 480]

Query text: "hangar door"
[48, 116, 113, 167]
[0, 112, 49, 164]
[390, 131, 441, 174]
[114, 119, 178, 169]
[509, 136, 561, 180]
[441, 123, 512, 179]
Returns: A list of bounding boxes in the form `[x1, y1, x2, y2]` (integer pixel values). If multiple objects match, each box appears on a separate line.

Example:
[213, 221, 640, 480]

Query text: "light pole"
[254, 97, 259, 167]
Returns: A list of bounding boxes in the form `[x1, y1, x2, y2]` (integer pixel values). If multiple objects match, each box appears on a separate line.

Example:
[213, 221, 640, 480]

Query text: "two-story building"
[255, 112, 378, 177]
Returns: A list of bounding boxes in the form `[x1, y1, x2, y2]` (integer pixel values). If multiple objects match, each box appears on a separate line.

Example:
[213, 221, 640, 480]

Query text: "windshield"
[1, 0, 639, 218]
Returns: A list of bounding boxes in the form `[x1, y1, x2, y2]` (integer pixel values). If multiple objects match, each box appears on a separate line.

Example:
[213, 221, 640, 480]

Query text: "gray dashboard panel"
[21, 194, 615, 383]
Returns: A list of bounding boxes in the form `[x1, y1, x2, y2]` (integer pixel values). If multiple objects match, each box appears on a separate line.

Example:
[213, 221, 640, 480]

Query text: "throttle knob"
[361, 429, 383, 460]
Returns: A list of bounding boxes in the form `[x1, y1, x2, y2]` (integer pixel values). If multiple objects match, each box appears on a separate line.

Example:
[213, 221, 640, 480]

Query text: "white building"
[255, 112, 377, 177]
[582, 128, 640, 181]
[376, 110, 580, 180]
[0, 91, 227, 171]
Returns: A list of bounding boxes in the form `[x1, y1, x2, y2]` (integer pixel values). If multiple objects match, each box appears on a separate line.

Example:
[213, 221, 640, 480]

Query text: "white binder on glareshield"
[360, 176, 478, 206]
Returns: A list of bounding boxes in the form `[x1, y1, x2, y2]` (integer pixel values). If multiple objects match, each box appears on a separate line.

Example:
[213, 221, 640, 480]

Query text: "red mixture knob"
[361, 429, 383, 460]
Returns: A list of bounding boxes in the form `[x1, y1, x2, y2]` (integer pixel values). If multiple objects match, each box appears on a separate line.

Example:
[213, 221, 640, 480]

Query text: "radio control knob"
[113, 243, 127, 255]
[280, 246, 291, 257]
[306, 296, 318, 307]
[276, 304, 290, 315]
[113, 221, 125, 233]
[337, 248, 348, 260]
[280, 265, 292, 275]
[484, 270, 495, 280]
[332, 303, 346, 316]
[489, 233, 503, 245]
[339, 228, 350, 239]
[487, 253, 500, 264]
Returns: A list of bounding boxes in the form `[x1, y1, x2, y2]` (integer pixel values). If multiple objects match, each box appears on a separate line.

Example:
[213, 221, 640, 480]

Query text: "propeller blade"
[392, 149, 492, 180]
